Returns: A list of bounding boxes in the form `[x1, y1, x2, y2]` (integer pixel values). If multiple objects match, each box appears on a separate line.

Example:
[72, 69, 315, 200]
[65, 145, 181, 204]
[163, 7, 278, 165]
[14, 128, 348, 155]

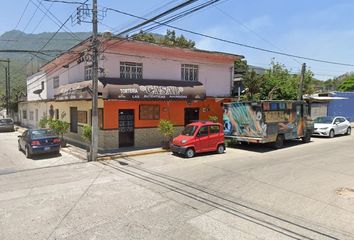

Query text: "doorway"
[184, 108, 199, 125]
[118, 109, 134, 147]
[70, 107, 78, 133]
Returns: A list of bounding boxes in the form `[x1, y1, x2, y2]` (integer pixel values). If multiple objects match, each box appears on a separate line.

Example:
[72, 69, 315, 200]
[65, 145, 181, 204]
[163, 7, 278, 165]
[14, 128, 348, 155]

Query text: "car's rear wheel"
[216, 144, 225, 154]
[18, 142, 21, 151]
[346, 127, 351, 135]
[329, 129, 335, 138]
[272, 135, 284, 149]
[185, 148, 195, 158]
[25, 146, 31, 159]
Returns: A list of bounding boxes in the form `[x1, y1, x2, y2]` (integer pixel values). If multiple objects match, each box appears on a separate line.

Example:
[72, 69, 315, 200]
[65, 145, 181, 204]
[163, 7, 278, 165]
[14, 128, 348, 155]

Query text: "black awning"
[98, 77, 206, 100]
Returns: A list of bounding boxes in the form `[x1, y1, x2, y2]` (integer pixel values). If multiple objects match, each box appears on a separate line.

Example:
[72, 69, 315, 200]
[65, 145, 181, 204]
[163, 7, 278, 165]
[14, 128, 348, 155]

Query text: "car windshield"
[314, 116, 334, 124]
[182, 125, 198, 136]
[0, 119, 13, 124]
[31, 129, 56, 138]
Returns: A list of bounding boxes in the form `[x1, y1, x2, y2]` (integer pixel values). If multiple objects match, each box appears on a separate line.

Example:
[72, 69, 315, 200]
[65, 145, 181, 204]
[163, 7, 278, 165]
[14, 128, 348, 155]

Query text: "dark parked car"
[18, 129, 61, 158]
[0, 118, 14, 132]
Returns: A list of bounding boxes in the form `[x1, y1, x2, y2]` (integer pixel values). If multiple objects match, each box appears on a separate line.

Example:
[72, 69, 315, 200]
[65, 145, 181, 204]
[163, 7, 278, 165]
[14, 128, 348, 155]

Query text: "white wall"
[27, 72, 47, 101]
[18, 101, 49, 128]
[33, 50, 234, 99]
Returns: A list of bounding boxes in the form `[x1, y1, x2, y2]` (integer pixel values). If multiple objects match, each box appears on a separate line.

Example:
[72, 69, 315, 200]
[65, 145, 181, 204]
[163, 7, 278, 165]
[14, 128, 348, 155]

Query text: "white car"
[313, 116, 351, 138]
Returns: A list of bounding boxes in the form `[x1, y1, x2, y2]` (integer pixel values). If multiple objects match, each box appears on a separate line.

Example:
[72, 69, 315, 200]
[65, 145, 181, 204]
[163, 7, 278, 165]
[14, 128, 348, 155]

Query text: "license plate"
[44, 147, 50, 151]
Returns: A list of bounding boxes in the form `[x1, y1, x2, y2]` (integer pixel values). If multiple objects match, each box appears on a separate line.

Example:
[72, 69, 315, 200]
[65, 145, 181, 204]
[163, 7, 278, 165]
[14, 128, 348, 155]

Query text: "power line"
[140, 0, 222, 34]
[114, 0, 199, 36]
[14, 0, 31, 29]
[30, 0, 82, 41]
[29, 2, 54, 34]
[22, 0, 42, 33]
[102, 0, 220, 52]
[107, 8, 354, 67]
[43, 0, 85, 4]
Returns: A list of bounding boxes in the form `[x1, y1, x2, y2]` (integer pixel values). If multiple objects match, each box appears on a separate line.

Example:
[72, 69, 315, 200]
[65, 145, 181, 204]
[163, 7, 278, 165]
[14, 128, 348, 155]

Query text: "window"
[55, 109, 59, 120]
[210, 125, 220, 134]
[35, 109, 38, 121]
[22, 110, 27, 120]
[77, 111, 88, 124]
[198, 126, 209, 136]
[181, 64, 198, 81]
[85, 66, 93, 80]
[29, 111, 34, 121]
[53, 76, 59, 89]
[139, 105, 160, 120]
[120, 62, 143, 79]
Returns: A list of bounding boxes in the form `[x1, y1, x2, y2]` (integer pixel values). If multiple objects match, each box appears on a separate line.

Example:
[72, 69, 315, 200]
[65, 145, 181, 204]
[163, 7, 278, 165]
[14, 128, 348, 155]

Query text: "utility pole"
[91, 0, 99, 161]
[1, 59, 10, 117]
[298, 63, 306, 100]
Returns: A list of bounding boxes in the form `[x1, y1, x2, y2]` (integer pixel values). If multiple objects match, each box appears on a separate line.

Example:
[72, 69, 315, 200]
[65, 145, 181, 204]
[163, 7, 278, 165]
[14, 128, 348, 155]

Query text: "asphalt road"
[1, 131, 354, 239]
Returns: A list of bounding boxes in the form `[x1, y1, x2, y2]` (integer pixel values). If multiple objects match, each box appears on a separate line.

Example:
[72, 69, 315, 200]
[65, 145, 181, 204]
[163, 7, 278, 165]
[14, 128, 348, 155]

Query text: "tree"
[338, 74, 354, 92]
[132, 29, 195, 49]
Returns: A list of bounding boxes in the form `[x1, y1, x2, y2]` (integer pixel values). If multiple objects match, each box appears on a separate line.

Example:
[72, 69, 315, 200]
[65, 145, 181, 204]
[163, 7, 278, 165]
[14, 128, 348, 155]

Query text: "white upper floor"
[27, 38, 241, 101]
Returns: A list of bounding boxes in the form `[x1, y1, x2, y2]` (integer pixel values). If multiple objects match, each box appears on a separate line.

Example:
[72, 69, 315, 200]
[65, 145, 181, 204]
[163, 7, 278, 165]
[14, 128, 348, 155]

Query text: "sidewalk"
[15, 125, 168, 161]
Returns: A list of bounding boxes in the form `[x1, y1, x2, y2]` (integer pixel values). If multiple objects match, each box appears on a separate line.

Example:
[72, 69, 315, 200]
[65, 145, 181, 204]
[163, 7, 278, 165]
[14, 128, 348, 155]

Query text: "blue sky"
[1, 0, 354, 80]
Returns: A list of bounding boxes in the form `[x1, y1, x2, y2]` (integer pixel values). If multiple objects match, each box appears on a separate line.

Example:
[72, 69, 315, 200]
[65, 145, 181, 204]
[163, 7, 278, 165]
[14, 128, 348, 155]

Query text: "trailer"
[223, 101, 314, 148]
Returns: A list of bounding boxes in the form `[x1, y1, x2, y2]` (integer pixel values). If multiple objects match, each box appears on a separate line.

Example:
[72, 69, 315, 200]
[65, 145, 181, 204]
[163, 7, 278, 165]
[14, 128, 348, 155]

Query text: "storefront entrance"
[118, 109, 135, 147]
[184, 108, 199, 125]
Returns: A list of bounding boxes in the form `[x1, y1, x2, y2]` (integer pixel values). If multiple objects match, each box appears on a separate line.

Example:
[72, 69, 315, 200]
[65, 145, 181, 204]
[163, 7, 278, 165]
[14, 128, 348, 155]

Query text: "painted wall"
[328, 92, 354, 121]
[103, 98, 227, 130]
[26, 72, 47, 101]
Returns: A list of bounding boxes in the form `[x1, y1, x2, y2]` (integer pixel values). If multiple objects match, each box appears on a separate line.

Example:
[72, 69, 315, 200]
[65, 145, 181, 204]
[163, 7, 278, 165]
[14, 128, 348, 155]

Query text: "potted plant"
[157, 119, 174, 149]
[38, 116, 48, 128]
[48, 119, 70, 147]
[81, 124, 92, 161]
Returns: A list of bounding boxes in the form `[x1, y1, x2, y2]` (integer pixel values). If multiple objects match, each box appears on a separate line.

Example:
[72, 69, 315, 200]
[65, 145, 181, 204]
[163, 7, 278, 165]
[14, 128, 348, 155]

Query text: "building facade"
[18, 37, 242, 151]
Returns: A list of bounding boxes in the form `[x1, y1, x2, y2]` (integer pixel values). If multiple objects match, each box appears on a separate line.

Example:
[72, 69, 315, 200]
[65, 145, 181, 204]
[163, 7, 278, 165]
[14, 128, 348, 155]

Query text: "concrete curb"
[97, 149, 169, 161]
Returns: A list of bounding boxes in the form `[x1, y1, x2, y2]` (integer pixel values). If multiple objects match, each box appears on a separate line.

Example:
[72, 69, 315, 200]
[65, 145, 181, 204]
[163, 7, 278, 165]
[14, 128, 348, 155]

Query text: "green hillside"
[0, 30, 91, 106]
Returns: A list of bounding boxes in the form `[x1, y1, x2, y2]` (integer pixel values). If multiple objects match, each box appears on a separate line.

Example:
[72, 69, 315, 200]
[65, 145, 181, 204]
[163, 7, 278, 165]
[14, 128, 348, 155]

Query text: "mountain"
[0, 30, 91, 102]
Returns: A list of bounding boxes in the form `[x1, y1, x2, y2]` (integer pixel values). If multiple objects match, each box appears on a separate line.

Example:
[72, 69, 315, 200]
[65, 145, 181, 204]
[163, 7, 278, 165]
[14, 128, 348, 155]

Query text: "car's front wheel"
[185, 148, 195, 158]
[346, 127, 351, 135]
[329, 129, 335, 138]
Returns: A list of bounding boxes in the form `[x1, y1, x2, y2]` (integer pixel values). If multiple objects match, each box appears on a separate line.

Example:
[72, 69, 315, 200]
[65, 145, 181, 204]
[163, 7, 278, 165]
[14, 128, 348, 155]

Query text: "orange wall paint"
[103, 98, 231, 129]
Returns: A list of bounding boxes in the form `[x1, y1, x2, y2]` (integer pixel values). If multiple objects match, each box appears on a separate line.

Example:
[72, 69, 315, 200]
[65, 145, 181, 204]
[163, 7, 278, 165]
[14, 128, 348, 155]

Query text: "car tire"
[346, 127, 351, 135]
[329, 129, 335, 138]
[185, 148, 195, 158]
[272, 135, 284, 149]
[25, 146, 31, 159]
[216, 144, 225, 154]
[302, 132, 311, 143]
[18, 142, 22, 151]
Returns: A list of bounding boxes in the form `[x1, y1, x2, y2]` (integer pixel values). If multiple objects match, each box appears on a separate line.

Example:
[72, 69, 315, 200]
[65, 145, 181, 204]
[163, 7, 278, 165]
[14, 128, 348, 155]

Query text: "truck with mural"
[223, 100, 314, 148]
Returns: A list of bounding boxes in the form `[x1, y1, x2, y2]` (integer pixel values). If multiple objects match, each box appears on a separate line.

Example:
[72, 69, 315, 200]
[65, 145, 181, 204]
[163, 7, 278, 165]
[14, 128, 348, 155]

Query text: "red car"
[171, 121, 225, 158]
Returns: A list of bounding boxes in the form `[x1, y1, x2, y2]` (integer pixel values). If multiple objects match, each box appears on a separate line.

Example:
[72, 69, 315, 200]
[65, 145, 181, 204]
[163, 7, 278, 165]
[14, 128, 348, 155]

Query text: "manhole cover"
[336, 188, 354, 199]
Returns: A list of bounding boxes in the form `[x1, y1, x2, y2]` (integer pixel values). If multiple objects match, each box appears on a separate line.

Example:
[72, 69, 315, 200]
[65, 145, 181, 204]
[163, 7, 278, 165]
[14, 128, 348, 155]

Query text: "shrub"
[81, 124, 92, 143]
[48, 119, 69, 141]
[38, 116, 48, 128]
[208, 115, 219, 123]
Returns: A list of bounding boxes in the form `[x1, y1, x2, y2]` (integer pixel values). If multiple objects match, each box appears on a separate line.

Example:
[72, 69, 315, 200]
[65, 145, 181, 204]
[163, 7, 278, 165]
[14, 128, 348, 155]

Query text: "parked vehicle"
[171, 121, 225, 158]
[223, 101, 314, 149]
[18, 129, 61, 158]
[0, 118, 14, 132]
[313, 116, 351, 137]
